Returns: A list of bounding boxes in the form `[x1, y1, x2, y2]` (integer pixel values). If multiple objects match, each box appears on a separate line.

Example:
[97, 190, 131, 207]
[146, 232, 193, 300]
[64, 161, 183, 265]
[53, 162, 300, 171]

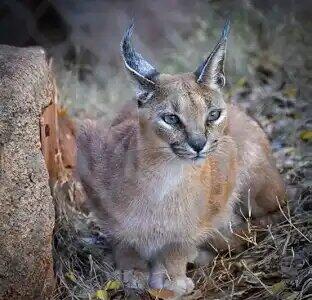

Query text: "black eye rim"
[206, 109, 222, 123]
[162, 113, 181, 125]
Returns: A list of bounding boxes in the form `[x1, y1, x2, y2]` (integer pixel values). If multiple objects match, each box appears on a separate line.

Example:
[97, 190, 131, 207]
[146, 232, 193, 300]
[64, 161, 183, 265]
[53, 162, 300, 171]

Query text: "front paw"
[164, 276, 195, 295]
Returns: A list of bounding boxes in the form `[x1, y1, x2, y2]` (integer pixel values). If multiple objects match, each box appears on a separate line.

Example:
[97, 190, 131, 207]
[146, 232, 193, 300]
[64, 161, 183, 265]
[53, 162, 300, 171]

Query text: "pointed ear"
[194, 20, 230, 89]
[121, 24, 159, 99]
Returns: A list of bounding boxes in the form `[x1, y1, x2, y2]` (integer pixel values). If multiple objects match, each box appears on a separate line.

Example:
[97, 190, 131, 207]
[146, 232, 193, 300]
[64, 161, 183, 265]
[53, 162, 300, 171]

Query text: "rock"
[0, 46, 55, 299]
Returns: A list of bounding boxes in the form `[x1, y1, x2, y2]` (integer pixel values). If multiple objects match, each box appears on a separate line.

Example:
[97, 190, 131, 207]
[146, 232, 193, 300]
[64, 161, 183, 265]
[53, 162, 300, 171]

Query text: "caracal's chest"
[116, 165, 207, 254]
[115, 150, 236, 257]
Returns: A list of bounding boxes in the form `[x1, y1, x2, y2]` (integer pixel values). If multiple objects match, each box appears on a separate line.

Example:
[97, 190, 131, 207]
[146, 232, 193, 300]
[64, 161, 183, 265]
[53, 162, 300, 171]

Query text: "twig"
[276, 196, 312, 243]
[241, 260, 273, 296]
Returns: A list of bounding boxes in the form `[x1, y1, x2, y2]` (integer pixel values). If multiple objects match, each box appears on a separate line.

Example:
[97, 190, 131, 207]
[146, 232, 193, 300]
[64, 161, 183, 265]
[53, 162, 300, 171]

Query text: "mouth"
[170, 141, 218, 161]
[170, 145, 216, 161]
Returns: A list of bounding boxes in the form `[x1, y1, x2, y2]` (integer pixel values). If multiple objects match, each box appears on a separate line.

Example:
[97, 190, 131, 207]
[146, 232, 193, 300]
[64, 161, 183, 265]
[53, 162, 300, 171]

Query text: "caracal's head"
[121, 21, 230, 162]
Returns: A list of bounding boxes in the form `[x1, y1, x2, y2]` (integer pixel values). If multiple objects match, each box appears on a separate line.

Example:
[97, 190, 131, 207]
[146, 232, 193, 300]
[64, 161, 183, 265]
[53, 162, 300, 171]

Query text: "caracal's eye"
[163, 114, 180, 125]
[206, 109, 222, 123]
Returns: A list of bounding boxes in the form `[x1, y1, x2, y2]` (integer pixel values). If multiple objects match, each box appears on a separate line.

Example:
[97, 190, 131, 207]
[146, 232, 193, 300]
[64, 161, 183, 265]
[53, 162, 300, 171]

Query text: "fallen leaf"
[104, 280, 122, 291]
[283, 85, 297, 98]
[65, 271, 76, 282]
[300, 130, 312, 142]
[94, 289, 108, 300]
[236, 77, 247, 87]
[270, 281, 286, 294]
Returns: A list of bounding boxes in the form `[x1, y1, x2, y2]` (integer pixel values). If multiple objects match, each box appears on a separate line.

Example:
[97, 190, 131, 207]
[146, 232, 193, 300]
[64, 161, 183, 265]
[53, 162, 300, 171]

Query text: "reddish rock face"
[0, 45, 55, 299]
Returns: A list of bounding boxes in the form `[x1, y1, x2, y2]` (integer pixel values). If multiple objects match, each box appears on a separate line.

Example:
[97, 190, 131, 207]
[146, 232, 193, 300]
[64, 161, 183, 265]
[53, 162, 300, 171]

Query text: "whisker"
[126, 146, 172, 153]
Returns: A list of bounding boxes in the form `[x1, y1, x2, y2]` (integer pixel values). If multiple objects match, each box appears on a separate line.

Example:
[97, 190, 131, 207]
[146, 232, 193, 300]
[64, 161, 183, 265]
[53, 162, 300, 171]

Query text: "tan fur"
[77, 72, 286, 295]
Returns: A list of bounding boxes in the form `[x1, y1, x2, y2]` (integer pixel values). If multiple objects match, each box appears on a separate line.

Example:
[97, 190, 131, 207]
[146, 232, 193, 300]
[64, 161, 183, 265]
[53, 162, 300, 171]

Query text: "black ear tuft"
[121, 23, 159, 90]
[220, 19, 230, 41]
[195, 19, 230, 89]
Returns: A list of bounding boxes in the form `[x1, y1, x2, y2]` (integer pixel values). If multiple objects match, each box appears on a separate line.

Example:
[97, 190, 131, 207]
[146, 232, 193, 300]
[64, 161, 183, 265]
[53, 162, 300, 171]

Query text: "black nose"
[188, 136, 207, 153]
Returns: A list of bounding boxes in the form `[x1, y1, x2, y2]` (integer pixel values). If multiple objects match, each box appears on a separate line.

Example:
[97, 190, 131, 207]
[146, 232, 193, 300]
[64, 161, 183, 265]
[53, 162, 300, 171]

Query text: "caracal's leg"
[149, 246, 196, 295]
[113, 242, 148, 271]
[113, 242, 149, 289]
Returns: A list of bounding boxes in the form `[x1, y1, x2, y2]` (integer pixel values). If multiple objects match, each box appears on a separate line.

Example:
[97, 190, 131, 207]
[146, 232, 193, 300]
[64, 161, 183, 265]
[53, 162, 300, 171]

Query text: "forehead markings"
[168, 81, 208, 120]
[161, 78, 213, 115]
[171, 98, 181, 113]
[182, 81, 196, 108]
[186, 86, 209, 117]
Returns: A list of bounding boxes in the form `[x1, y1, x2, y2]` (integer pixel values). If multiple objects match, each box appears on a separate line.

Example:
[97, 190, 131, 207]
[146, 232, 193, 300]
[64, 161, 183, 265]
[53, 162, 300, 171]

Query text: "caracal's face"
[138, 73, 228, 162]
[122, 22, 230, 162]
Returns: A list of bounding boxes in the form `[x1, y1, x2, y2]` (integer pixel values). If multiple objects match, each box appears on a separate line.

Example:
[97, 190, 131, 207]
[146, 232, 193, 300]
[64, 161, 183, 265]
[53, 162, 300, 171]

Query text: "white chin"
[191, 156, 206, 165]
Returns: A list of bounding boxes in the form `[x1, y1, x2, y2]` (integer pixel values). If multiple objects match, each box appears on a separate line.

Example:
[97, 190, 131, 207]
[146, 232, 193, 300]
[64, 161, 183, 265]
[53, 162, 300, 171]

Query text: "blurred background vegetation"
[1, 0, 311, 118]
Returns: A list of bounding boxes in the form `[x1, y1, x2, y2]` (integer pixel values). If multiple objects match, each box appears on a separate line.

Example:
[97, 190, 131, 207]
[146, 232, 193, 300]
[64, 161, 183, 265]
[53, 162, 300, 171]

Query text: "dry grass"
[52, 61, 312, 299]
[191, 212, 312, 299]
